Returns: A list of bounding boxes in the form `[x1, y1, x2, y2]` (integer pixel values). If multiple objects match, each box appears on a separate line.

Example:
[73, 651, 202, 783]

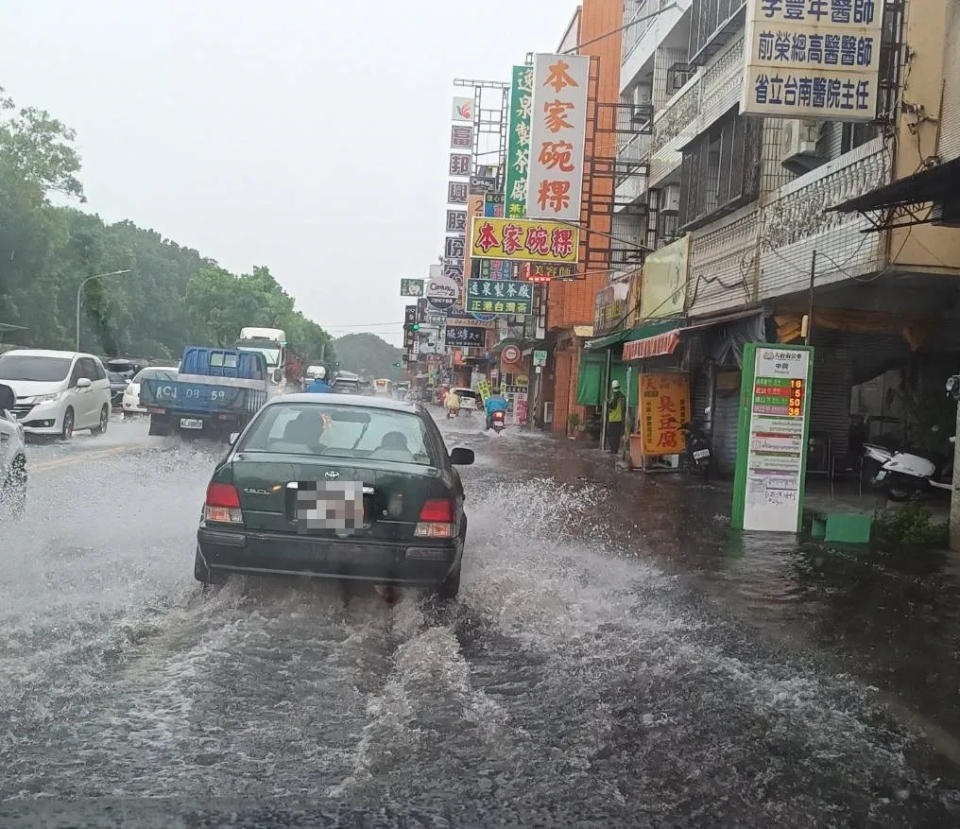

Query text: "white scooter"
[864, 438, 954, 501]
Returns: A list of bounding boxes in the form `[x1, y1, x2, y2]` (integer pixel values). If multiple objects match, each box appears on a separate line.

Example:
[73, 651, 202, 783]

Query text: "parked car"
[0, 383, 26, 517]
[122, 366, 178, 417]
[0, 349, 112, 439]
[195, 394, 473, 597]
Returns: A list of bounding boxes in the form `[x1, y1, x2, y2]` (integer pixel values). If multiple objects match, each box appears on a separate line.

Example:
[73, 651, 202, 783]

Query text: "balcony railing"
[622, 0, 662, 65]
[758, 137, 890, 299]
[686, 138, 892, 316]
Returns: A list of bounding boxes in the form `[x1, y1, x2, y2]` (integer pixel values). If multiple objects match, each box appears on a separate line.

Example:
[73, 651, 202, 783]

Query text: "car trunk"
[228, 453, 449, 539]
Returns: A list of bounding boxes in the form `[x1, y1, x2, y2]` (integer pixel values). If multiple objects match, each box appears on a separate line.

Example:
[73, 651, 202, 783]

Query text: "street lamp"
[76, 269, 132, 351]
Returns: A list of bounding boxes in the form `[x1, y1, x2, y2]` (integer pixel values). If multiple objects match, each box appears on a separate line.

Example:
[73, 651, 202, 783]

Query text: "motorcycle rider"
[444, 388, 461, 417]
[484, 389, 509, 430]
[305, 366, 332, 393]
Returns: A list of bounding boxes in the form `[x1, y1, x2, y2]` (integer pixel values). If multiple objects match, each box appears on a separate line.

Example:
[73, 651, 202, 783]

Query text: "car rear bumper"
[197, 524, 461, 585]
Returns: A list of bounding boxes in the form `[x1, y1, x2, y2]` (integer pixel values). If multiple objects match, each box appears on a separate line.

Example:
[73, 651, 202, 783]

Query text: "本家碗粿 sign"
[732, 344, 814, 533]
[465, 279, 533, 315]
[505, 65, 534, 219]
[399, 278, 424, 297]
[526, 54, 589, 221]
[740, 0, 883, 121]
[444, 326, 484, 347]
[470, 217, 578, 264]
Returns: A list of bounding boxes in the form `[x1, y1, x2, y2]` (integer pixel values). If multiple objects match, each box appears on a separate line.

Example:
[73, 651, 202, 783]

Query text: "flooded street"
[3, 414, 960, 825]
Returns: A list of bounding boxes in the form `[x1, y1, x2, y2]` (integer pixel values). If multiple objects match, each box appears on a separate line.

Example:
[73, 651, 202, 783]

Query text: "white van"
[0, 349, 113, 438]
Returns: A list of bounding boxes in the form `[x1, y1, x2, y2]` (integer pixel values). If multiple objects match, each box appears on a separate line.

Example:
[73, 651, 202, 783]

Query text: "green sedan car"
[195, 394, 473, 597]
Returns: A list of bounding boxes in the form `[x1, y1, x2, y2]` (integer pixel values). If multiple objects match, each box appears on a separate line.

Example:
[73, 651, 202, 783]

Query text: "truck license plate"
[180, 418, 204, 430]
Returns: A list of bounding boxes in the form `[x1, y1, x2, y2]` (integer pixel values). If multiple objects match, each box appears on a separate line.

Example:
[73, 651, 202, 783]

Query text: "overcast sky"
[0, 0, 569, 345]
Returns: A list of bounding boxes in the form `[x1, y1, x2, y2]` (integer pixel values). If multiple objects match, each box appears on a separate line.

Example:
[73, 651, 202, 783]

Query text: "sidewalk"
[536, 432, 960, 765]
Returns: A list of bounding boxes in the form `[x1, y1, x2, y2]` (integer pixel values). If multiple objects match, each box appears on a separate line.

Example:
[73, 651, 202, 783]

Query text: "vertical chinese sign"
[732, 344, 814, 533]
[505, 65, 533, 219]
[740, 0, 883, 120]
[526, 54, 589, 222]
[639, 374, 690, 456]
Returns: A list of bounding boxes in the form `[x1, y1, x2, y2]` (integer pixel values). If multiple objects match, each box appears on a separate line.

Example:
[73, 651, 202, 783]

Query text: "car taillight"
[415, 499, 455, 538]
[205, 482, 243, 524]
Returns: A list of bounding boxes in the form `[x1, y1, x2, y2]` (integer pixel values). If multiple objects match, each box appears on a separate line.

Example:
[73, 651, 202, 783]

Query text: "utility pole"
[805, 250, 817, 345]
[76, 270, 132, 351]
[951, 383, 960, 551]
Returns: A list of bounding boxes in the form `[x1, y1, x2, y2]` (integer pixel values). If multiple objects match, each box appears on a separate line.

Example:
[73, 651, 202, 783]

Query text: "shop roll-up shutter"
[712, 383, 741, 477]
[576, 352, 606, 406]
[811, 346, 853, 461]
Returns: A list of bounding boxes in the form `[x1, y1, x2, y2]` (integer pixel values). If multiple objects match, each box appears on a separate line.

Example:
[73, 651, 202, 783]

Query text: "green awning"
[576, 352, 605, 405]
[576, 353, 641, 407]
[584, 319, 683, 351]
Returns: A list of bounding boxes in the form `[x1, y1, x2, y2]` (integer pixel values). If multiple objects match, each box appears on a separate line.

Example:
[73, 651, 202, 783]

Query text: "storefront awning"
[623, 329, 680, 360]
[622, 309, 764, 362]
[584, 319, 682, 352]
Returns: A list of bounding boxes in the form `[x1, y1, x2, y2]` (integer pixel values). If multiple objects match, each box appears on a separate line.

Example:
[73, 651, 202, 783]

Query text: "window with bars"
[679, 108, 762, 230]
[688, 0, 746, 65]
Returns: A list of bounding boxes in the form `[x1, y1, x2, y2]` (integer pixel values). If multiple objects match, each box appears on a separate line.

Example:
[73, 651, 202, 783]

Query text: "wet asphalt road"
[3, 412, 960, 826]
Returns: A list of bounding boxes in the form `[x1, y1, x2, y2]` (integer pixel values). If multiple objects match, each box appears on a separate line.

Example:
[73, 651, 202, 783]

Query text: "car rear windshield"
[0, 354, 72, 382]
[455, 390, 480, 400]
[240, 403, 437, 465]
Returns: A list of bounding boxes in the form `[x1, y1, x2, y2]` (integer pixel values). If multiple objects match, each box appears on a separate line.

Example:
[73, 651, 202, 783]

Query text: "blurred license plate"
[875, 470, 887, 481]
[693, 449, 710, 460]
[180, 418, 203, 430]
[296, 481, 364, 531]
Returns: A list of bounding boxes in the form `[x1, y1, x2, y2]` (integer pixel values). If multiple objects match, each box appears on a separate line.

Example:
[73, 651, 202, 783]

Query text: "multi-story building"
[539, 0, 625, 436]
[589, 0, 960, 475]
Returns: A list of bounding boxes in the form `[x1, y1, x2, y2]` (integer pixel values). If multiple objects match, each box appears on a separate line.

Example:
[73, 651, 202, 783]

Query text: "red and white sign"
[526, 54, 589, 222]
[502, 344, 521, 364]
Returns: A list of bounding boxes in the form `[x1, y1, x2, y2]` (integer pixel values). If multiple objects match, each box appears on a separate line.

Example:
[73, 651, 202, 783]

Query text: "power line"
[562, 3, 679, 55]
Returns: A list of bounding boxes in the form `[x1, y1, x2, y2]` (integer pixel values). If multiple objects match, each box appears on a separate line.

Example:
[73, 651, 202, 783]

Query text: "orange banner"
[639, 373, 690, 455]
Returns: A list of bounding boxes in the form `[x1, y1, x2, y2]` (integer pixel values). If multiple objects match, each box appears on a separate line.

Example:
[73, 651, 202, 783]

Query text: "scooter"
[446, 407, 459, 420]
[681, 422, 711, 481]
[489, 410, 506, 434]
[864, 439, 954, 501]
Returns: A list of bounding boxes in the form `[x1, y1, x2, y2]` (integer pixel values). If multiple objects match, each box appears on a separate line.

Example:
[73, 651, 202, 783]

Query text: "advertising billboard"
[740, 0, 883, 120]
[526, 54, 590, 221]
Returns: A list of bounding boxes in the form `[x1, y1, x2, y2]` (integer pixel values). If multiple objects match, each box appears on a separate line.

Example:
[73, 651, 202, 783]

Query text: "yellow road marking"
[31, 443, 144, 473]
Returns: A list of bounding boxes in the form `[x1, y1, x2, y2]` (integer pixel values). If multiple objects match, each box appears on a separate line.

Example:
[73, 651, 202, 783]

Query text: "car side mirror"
[76, 377, 92, 389]
[0, 384, 14, 411]
[450, 447, 474, 466]
[228, 432, 240, 446]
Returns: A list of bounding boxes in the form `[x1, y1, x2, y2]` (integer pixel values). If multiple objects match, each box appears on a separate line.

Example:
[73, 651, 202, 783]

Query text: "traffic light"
[411, 322, 421, 332]
[334, 361, 341, 368]
[393, 361, 402, 368]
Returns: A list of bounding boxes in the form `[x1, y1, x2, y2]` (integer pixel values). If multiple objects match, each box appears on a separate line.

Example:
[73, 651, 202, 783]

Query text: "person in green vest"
[606, 380, 626, 454]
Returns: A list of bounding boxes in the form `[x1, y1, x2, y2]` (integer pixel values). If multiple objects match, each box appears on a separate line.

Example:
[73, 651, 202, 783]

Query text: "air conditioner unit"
[781, 119, 823, 175]
[660, 183, 681, 213]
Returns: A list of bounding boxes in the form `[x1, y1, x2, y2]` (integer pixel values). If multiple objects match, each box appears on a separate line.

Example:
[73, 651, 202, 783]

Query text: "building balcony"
[615, 131, 651, 205]
[757, 137, 890, 301]
[621, 0, 694, 91]
[648, 34, 744, 188]
[685, 137, 892, 317]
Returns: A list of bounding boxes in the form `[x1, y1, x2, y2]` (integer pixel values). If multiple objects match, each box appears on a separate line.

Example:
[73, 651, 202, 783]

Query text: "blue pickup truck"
[140, 347, 269, 437]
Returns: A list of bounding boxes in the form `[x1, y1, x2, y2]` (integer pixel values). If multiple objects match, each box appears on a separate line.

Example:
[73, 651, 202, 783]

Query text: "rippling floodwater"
[2, 416, 959, 825]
